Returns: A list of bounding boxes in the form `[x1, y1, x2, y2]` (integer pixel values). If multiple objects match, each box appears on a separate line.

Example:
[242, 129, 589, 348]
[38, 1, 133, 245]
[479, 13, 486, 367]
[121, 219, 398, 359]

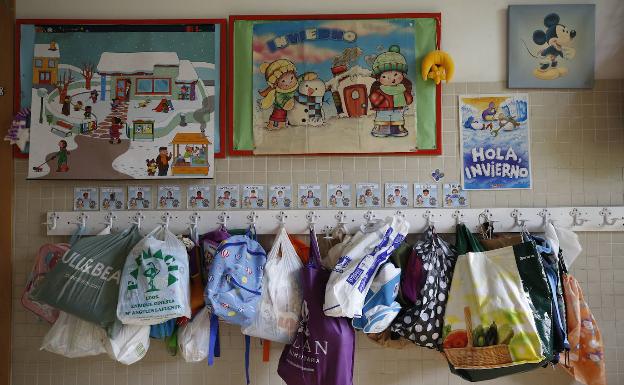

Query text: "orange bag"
[561, 274, 606, 385]
[289, 235, 310, 264]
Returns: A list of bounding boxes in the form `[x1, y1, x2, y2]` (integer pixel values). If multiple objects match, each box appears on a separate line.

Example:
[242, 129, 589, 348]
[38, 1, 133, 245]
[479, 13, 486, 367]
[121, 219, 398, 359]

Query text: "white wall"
[16, 0, 624, 82]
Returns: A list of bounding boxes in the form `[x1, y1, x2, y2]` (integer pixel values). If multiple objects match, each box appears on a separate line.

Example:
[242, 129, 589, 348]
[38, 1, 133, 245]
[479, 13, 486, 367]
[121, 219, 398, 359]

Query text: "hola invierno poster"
[459, 94, 531, 190]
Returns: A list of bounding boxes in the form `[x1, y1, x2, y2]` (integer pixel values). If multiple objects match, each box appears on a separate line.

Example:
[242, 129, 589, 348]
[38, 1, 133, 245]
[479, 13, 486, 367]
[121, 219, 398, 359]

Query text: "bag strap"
[207, 313, 220, 365]
[244, 335, 251, 385]
[262, 339, 270, 362]
[308, 228, 321, 268]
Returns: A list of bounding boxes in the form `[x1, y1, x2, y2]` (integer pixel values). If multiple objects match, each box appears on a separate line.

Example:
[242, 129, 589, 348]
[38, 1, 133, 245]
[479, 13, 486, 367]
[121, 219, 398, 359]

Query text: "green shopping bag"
[32, 226, 142, 334]
[443, 225, 553, 382]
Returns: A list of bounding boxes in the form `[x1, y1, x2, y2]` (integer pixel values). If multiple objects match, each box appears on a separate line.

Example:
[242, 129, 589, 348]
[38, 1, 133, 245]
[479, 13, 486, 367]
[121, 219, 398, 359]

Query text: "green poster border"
[229, 15, 440, 155]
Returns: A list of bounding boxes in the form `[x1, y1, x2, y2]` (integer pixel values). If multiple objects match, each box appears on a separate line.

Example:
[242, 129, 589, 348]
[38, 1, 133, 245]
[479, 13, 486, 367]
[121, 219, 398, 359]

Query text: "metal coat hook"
[306, 211, 319, 230]
[43, 212, 59, 231]
[333, 210, 348, 239]
[189, 212, 201, 230]
[510, 209, 530, 228]
[131, 212, 145, 229]
[70, 213, 88, 230]
[423, 210, 436, 228]
[276, 211, 288, 228]
[363, 210, 377, 224]
[161, 212, 172, 230]
[102, 212, 117, 229]
[247, 211, 259, 227]
[322, 225, 334, 239]
[335, 211, 348, 225]
[538, 208, 552, 229]
[217, 212, 230, 228]
[599, 208, 623, 227]
[569, 208, 590, 227]
[452, 210, 464, 225]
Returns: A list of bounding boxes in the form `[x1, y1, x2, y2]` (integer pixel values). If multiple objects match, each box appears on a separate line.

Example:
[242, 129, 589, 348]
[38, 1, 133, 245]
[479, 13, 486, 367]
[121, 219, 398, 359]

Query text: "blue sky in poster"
[460, 95, 531, 190]
[252, 19, 416, 100]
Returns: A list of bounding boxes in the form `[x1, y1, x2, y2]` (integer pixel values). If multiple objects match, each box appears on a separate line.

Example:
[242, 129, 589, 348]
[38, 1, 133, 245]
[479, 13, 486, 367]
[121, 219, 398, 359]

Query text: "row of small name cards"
[73, 183, 469, 211]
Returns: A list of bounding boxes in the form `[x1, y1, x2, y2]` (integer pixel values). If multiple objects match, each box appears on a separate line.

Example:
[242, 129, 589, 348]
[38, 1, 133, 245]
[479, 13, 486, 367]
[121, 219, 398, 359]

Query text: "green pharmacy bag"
[32, 226, 142, 333]
[444, 226, 553, 381]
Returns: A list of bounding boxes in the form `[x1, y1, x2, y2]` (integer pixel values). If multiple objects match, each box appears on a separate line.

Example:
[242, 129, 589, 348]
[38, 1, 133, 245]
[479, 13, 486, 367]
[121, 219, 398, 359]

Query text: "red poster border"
[227, 12, 442, 157]
[14, 18, 227, 159]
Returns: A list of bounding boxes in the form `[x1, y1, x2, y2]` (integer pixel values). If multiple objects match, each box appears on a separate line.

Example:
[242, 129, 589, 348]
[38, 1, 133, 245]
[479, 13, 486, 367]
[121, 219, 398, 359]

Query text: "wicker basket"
[444, 306, 513, 369]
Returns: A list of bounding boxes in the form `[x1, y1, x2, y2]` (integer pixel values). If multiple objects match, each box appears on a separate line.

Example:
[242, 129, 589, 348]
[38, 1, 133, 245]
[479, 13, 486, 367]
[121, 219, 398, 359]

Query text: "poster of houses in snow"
[251, 19, 418, 155]
[459, 94, 532, 190]
[24, 22, 221, 179]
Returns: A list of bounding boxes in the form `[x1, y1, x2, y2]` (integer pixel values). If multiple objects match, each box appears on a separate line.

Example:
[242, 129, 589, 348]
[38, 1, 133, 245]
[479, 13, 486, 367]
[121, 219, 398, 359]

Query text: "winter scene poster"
[459, 94, 532, 190]
[251, 18, 418, 155]
[24, 22, 222, 179]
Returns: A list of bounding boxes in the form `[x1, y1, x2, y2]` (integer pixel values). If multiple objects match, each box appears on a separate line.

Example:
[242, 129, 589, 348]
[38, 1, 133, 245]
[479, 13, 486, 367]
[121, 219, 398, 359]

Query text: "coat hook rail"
[45, 207, 624, 236]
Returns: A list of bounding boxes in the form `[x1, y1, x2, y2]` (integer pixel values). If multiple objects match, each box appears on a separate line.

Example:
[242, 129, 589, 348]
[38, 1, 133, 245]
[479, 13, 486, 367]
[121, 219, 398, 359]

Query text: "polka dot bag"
[390, 227, 457, 349]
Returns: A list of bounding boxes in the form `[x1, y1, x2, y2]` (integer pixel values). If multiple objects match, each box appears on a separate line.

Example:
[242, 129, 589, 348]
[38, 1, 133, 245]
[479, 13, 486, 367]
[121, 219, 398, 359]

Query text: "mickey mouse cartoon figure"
[531, 13, 577, 80]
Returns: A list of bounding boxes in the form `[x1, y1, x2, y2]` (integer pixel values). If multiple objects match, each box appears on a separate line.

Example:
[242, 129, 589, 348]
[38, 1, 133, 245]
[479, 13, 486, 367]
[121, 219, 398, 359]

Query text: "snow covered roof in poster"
[176, 60, 199, 82]
[97, 52, 180, 74]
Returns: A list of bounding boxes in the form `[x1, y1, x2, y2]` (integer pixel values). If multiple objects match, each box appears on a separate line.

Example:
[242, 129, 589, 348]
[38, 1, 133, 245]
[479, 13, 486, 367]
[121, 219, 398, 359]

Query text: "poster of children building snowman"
[459, 94, 532, 190]
[251, 19, 418, 155]
[24, 21, 222, 179]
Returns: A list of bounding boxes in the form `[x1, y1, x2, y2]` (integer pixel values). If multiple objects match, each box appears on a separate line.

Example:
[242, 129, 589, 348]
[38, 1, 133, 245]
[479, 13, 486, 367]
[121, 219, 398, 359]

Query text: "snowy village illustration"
[251, 19, 418, 154]
[459, 94, 531, 190]
[25, 24, 220, 179]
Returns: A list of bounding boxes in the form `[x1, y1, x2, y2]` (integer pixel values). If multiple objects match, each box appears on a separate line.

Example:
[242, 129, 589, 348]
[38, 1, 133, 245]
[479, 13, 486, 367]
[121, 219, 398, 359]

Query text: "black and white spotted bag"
[390, 227, 457, 349]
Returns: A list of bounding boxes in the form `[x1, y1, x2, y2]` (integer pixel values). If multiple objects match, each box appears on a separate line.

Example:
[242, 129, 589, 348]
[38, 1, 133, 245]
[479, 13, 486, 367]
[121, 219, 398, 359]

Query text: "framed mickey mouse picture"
[508, 4, 595, 88]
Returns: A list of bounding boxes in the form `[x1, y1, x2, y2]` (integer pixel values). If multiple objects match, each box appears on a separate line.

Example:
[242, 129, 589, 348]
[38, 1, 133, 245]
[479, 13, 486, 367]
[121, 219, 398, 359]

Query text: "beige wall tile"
[11, 80, 624, 385]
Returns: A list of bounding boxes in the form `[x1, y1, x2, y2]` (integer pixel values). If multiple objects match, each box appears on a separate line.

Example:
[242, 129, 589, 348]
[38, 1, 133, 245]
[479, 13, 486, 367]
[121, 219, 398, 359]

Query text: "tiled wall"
[11, 80, 624, 385]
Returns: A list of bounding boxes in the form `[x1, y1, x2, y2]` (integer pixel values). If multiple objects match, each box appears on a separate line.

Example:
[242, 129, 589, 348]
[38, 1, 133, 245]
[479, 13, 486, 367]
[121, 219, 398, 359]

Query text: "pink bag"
[22, 243, 70, 323]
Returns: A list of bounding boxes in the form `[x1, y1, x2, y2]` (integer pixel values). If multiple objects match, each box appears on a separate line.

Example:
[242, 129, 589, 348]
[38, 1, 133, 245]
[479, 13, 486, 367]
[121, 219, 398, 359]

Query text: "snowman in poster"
[459, 94, 532, 190]
[251, 19, 417, 154]
[25, 23, 219, 179]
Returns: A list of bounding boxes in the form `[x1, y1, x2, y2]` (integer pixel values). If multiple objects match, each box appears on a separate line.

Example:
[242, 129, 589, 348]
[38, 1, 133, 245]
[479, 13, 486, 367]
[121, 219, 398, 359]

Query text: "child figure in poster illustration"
[369, 45, 413, 138]
[56, 140, 69, 172]
[110, 117, 122, 144]
[156, 147, 172, 176]
[259, 59, 299, 130]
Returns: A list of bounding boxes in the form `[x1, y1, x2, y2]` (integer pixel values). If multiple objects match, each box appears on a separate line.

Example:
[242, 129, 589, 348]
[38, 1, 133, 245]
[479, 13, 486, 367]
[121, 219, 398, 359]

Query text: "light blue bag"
[205, 230, 267, 384]
[352, 263, 402, 334]
[205, 233, 267, 326]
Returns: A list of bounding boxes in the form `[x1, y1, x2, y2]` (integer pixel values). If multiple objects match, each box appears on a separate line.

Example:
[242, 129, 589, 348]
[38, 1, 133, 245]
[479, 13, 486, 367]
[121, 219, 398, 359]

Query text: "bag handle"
[269, 227, 300, 264]
[428, 225, 455, 257]
[455, 223, 484, 254]
[308, 227, 321, 268]
[246, 224, 257, 241]
[69, 224, 86, 246]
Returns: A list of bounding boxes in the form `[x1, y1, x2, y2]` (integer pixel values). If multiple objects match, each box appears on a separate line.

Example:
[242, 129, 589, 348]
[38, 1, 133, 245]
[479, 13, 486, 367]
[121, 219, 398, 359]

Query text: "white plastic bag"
[242, 227, 303, 343]
[324, 215, 409, 318]
[41, 311, 107, 358]
[553, 224, 582, 269]
[105, 324, 150, 365]
[117, 226, 191, 325]
[178, 307, 212, 362]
